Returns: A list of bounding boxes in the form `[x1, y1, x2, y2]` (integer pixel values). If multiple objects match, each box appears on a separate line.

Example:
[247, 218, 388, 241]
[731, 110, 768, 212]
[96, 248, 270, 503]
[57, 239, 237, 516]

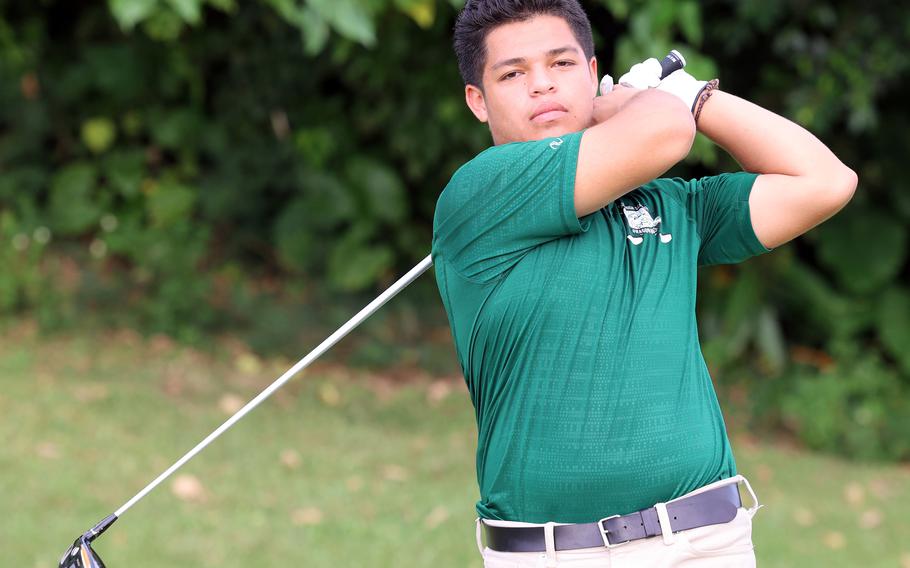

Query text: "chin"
[531, 123, 577, 140]
[493, 122, 579, 145]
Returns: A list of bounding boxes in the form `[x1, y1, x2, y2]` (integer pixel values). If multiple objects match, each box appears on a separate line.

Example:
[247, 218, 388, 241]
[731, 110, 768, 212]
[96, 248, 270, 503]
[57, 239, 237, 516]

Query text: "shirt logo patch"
[548, 137, 564, 150]
[621, 202, 672, 246]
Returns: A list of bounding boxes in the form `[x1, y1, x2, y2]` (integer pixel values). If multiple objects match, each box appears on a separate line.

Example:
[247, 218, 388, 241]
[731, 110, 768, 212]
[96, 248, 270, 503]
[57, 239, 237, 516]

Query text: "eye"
[500, 70, 521, 81]
[554, 60, 576, 68]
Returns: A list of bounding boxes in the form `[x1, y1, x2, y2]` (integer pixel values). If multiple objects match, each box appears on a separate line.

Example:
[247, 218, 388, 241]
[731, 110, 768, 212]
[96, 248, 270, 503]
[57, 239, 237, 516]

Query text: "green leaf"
[273, 199, 318, 273]
[81, 117, 118, 154]
[0, 167, 47, 203]
[263, 0, 304, 23]
[300, 8, 330, 54]
[274, 170, 357, 272]
[328, 236, 393, 291]
[603, 0, 628, 19]
[150, 108, 205, 149]
[346, 158, 408, 223]
[121, 111, 143, 137]
[652, 0, 677, 31]
[677, 1, 703, 45]
[299, 172, 356, 226]
[103, 150, 146, 198]
[146, 180, 197, 226]
[878, 287, 910, 373]
[48, 163, 102, 235]
[815, 206, 907, 294]
[308, 0, 376, 46]
[628, 11, 656, 46]
[103, 209, 149, 256]
[267, 0, 371, 49]
[612, 38, 639, 79]
[776, 259, 871, 340]
[108, 0, 160, 29]
[395, 0, 435, 29]
[142, 8, 185, 41]
[205, 0, 235, 11]
[165, 0, 202, 24]
[294, 127, 336, 168]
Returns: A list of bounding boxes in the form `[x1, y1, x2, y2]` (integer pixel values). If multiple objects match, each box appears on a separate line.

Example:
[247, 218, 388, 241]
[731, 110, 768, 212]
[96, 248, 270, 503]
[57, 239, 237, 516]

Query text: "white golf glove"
[656, 68, 708, 112]
[616, 58, 663, 89]
[618, 53, 711, 113]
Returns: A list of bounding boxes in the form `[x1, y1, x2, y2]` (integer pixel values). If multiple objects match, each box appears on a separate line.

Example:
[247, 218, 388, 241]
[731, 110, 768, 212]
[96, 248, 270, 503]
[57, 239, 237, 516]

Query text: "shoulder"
[436, 134, 581, 215]
[433, 149, 496, 221]
[457, 134, 579, 179]
[432, 147, 502, 234]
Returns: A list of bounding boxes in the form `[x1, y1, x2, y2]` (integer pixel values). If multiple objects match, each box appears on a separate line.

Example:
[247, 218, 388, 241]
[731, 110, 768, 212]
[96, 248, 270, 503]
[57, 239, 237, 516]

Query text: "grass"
[1, 319, 908, 567]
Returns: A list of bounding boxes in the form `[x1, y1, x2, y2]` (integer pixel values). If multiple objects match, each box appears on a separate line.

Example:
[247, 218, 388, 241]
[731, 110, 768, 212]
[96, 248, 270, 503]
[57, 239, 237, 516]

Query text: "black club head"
[60, 514, 117, 567]
[59, 535, 107, 568]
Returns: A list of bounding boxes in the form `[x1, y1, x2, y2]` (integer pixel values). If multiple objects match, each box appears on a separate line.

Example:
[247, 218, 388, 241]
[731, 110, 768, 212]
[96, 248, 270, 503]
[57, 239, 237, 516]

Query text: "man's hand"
[590, 85, 643, 126]
[618, 54, 708, 113]
[616, 58, 663, 89]
[657, 69, 708, 113]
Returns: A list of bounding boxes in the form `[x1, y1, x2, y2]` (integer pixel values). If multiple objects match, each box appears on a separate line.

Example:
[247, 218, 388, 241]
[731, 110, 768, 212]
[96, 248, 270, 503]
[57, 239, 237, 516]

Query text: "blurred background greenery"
[0, 0, 908, 565]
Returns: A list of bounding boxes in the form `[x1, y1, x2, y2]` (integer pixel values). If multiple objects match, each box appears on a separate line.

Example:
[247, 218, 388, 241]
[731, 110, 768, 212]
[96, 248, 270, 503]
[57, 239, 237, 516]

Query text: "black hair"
[453, 0, 595, 89]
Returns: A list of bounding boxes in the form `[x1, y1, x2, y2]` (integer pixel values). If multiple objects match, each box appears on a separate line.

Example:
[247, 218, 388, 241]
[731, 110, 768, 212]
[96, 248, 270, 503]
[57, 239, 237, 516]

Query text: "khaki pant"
[476, 476, 760, 568]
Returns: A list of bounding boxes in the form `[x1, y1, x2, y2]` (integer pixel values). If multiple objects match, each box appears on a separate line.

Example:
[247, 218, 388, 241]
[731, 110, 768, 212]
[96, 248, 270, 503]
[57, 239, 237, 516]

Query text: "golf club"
[59, 49, 687, 567]
[59, 255, 432, 567]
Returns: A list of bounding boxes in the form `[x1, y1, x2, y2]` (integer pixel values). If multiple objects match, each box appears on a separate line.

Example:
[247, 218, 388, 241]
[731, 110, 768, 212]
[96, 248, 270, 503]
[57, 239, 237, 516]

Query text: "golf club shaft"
[112, 254, 434, 518]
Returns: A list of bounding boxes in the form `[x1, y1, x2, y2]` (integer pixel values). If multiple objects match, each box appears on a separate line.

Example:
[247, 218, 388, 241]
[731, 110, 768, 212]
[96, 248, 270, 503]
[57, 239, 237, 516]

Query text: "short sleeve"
[432, 132, 587, 282]
[666, 172, 771, 266]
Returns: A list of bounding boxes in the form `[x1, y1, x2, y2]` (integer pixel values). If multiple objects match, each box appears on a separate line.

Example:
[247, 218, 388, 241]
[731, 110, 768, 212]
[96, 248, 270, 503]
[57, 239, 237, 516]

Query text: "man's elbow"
[839, 166, 859, 201]
[822, 165, 858, 213]
[635, 89, 696, 163]
[657, 102, 696, 165]
[670, 111, 697, 162]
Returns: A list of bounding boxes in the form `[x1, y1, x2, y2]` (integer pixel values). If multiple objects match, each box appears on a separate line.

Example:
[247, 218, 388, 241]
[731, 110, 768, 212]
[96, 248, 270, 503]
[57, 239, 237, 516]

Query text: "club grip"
[660, 49, 686, 79]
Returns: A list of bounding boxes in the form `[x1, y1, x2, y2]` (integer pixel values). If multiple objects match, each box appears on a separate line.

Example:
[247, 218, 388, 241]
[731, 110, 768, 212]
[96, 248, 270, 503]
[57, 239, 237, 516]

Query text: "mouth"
[530, 104, 568, 124]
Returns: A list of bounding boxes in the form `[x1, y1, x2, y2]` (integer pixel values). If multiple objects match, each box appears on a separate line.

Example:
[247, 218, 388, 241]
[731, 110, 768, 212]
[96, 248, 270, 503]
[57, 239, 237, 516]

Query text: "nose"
[528, 68, 556, 95]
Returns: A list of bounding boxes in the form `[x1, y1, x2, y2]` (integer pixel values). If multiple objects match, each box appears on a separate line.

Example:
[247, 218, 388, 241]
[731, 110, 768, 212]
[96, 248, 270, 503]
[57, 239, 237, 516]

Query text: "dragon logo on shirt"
[621, 202, 672, 245]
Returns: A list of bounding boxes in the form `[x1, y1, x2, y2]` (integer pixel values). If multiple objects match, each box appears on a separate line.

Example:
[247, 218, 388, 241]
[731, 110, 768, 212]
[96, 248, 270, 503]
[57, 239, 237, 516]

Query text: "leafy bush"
[773, 352, 909, 460]
[0, 0, 907, 458]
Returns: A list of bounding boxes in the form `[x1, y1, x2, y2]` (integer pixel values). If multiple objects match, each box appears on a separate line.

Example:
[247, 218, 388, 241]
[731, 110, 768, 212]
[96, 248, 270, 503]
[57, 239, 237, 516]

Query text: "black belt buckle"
[597, 515, 630, 548]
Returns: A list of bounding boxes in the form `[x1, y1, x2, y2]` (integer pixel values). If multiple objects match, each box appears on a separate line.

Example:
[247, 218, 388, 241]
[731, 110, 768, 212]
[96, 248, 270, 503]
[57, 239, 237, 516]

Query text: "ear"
[465, 84, 489, 123]
[588, 56, 598, 97]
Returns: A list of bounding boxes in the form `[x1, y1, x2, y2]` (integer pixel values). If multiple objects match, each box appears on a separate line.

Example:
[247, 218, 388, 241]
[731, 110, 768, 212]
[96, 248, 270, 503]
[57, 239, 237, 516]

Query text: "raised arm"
[697, 91, 858, 248]
[575, 88, 695, 217]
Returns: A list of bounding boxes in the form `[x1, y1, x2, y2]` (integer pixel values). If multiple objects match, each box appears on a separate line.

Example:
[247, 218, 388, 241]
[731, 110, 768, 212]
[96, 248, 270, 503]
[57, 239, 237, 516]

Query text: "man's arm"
[575, 88, 695, 217]
[696, 91, 858, 249]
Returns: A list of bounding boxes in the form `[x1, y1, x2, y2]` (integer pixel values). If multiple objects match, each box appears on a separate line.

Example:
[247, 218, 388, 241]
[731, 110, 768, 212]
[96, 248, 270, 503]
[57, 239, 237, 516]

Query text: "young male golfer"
[431, 0, 857, 565]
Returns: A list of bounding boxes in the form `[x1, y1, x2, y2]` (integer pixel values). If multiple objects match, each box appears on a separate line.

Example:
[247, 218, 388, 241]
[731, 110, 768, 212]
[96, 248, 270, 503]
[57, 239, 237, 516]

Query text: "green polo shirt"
[431, 131, 770, 523]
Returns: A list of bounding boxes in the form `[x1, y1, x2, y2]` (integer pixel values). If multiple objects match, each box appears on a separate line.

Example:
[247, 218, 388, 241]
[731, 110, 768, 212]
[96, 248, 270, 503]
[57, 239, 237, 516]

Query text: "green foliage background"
[0, 0, 908, 459]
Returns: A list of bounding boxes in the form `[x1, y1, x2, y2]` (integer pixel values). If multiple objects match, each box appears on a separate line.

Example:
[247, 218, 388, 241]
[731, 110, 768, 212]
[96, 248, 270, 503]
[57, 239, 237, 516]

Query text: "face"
[465, 15, 598, 145]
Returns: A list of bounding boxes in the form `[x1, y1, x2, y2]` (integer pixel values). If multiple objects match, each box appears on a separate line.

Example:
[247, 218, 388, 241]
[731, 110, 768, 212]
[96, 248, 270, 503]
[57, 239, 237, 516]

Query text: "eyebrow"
[490, 45, 580, 71]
